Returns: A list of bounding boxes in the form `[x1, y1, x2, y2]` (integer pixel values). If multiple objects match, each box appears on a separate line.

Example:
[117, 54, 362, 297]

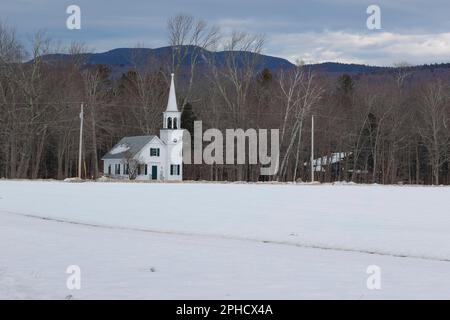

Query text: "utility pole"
[78, 103, 84, 179]
[311, 115, 314, 183]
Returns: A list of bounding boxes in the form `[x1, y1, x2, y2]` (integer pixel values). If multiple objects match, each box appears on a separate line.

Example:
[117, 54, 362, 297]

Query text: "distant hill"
[307, 62, 387, 73]
[37, 45, 450, 77]
[39, 46, 294, 72]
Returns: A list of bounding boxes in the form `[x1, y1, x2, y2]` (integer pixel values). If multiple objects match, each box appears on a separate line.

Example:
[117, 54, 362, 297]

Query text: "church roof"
[166, 73, 178, 112]
[102, 135, 159, 160]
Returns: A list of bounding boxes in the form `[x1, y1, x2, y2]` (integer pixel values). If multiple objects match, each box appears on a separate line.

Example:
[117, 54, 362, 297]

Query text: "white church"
[102, 74, 184, 181]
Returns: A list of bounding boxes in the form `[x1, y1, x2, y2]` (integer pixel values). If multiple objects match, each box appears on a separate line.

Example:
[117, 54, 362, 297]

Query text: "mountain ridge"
[38, 46, 450, 76]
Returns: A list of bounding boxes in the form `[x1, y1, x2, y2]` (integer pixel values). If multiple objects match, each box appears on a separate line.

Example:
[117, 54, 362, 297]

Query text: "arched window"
[167, 117, 172, 129]
[173, 117, 178, 129]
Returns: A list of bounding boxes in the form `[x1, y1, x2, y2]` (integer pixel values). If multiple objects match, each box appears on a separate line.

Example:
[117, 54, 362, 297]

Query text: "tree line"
[0, 16, 449, 184]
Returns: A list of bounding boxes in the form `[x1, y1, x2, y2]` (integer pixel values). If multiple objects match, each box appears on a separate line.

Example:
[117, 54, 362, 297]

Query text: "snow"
[109, 144, 130, 154]
[0, 180, 450, 299]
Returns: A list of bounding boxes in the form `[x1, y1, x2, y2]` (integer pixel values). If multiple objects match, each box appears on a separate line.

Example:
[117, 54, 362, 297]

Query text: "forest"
[1, 15, 449, 184]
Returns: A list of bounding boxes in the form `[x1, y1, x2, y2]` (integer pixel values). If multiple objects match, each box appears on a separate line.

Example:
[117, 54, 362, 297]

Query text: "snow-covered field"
[0, 180, 449, 299]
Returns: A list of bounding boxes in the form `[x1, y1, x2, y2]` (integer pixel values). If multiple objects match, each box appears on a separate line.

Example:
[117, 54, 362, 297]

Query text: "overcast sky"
[1, 0, 450, 66]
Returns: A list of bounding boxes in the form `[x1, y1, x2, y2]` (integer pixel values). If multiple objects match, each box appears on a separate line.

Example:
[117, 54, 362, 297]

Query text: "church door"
[151, 165, 158, 180]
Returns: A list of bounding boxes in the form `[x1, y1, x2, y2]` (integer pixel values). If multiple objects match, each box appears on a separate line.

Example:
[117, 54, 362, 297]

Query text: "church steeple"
[166, 73, 178, 112]
[163, 73, 181, 130]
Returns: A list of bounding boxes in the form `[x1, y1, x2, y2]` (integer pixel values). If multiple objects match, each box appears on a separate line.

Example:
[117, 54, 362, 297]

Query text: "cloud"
[267, 31, 450, 66]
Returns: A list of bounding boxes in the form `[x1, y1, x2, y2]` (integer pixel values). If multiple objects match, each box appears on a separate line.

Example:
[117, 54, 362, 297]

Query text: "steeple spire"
[166, 73, 178, 112]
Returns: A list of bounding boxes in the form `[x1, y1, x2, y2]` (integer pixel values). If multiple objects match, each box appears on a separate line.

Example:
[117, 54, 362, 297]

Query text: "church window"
[170, 164, 180, 175]
[150, 148, 160, 156]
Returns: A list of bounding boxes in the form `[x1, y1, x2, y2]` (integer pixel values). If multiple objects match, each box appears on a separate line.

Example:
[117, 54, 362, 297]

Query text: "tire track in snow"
[2, 209, 450, 263]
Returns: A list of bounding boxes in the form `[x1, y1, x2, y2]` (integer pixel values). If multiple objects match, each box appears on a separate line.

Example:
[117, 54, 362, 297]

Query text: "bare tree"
[207, 31, 264, 180]
[168, 14, 220, 111]
[0, 22, 24, 177]
[393, 61, 413, 89]
[10, 30, 53, 179]
[118, 69, 166, 134]
[209, 31, 264, 125]
[418, 80, 450, 184]
[82, 65, 111, 178]
[276, 64, 323, 181]
[122, 151, 140, 180]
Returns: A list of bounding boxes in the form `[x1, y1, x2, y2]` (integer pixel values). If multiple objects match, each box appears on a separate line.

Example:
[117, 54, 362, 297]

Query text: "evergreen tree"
[181, 102, 197, 135]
